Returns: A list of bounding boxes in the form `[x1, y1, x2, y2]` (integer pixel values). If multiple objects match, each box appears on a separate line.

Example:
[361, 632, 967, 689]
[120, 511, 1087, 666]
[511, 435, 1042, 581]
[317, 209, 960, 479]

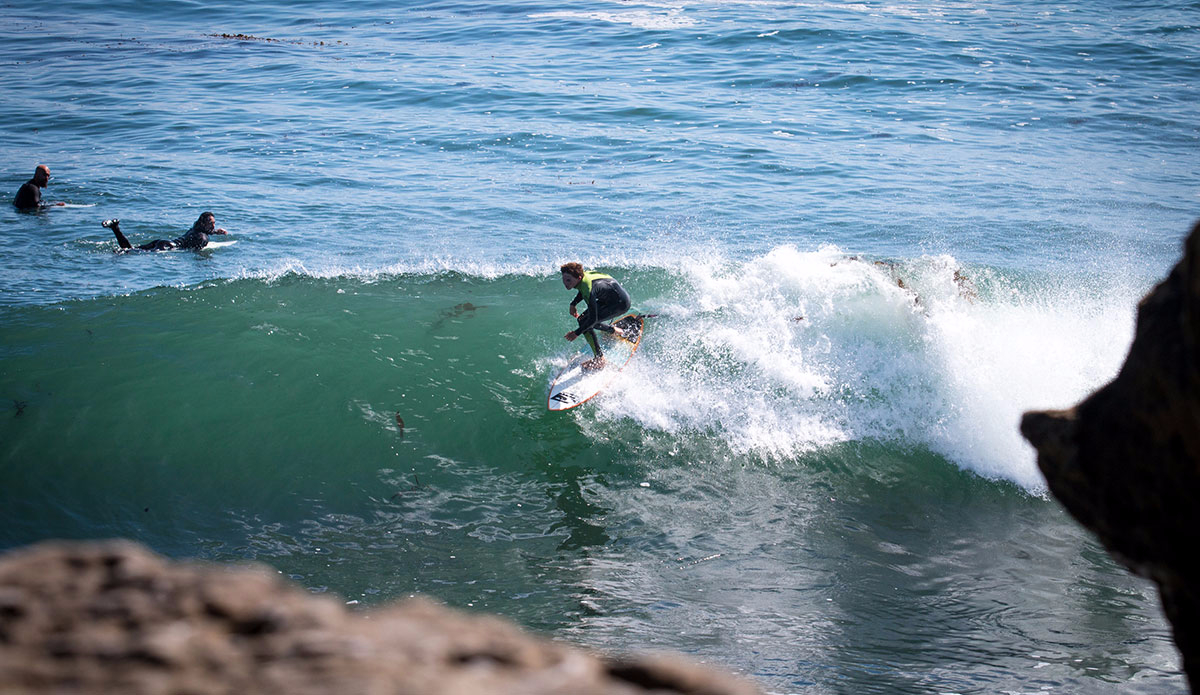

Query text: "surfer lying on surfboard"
[560, 262, 631, 370]
[103, 212, 228, 252]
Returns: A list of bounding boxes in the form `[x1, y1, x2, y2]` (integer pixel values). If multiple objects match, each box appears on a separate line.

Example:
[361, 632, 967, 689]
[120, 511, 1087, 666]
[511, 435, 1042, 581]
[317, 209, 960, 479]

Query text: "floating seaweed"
[429, 302, 485, 331]
[207, 33, 346, 47]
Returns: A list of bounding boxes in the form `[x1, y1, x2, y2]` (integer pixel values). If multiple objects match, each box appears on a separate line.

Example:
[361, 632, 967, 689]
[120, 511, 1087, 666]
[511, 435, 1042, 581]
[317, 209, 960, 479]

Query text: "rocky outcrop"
[0, 540, 760, 695]
[1021, 220, 1200, 691]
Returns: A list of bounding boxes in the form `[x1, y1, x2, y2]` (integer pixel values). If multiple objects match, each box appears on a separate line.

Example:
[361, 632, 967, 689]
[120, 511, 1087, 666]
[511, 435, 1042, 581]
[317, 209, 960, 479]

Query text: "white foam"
[529, 10, 696, 30]
[227, 256, 552, 284]
[592, 246, 1137, 493]
[920, 269, 1137, 491]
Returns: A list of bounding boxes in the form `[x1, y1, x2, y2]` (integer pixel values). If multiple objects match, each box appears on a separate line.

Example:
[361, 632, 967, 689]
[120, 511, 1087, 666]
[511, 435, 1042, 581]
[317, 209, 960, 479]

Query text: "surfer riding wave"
[560, 262, 631, 370]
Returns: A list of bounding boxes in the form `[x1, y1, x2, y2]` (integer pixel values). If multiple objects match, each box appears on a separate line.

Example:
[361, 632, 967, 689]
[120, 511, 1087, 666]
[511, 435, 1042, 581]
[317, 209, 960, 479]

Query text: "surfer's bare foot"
[612, 326, 625, 338]
[582, 357, 606, 371]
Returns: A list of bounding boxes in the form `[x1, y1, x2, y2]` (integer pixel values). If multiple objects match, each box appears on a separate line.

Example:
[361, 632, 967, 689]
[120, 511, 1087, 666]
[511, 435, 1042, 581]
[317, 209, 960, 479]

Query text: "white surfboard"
[204, 239, 237, 249]
[547, 314, 644, 411]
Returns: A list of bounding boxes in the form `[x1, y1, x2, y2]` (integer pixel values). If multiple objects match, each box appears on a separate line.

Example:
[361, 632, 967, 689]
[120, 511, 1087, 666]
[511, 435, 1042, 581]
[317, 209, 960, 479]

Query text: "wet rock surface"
[1022, 220, 1200, 691]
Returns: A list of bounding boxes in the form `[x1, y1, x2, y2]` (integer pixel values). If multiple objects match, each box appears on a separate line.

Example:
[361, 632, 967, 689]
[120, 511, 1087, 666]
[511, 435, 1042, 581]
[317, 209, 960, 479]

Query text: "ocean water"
[2, 1, 1197, 692]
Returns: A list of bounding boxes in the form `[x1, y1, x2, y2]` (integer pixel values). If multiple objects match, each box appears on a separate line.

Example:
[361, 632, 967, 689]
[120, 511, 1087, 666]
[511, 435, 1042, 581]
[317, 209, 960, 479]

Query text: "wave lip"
[588, 246, 1136, 492]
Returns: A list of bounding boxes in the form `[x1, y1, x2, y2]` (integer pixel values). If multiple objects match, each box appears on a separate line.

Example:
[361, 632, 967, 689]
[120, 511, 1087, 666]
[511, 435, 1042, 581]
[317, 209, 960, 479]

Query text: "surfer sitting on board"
[103, 212, 227, 252]
[560, 262, 631, 370]
[13, 164, 66, 210]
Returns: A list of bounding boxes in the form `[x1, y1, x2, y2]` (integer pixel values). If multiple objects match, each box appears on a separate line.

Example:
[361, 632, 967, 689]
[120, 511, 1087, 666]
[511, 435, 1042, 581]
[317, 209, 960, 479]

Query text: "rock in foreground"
[0, 540, 760, 695]
[1021, 220, 1200, 691]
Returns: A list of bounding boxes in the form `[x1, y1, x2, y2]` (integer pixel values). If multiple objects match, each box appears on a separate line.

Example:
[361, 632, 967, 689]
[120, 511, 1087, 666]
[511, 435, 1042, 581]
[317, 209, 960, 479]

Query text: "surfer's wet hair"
[560, 262, 584, 278]
[193, 212, 216, 233]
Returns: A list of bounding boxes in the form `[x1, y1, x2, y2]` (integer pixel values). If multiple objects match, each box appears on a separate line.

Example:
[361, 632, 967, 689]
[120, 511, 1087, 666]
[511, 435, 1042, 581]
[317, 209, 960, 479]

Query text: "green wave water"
[1, 256, 1181, 691]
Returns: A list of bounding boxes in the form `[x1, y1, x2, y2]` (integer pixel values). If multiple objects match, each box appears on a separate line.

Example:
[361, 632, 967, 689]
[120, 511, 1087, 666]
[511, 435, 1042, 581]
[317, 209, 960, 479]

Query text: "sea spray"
[921, 266, 1140, 490]
[589, 248, 1136, 492]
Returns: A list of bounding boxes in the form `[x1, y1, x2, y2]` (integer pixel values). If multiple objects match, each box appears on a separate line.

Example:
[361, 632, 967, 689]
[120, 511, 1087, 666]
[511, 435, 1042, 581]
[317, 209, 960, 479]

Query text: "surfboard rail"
[546, 314, 645, 411]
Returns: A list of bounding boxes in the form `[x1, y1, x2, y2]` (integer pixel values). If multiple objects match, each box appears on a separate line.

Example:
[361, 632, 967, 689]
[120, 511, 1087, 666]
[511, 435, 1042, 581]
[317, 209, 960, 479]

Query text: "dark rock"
[0, 540, 760, 695]
[1021, 220, 1200, 691]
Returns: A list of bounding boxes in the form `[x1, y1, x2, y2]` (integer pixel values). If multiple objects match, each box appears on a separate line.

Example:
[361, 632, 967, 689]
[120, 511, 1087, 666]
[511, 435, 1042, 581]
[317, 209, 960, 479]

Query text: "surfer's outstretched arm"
[102, 219, 132, 250]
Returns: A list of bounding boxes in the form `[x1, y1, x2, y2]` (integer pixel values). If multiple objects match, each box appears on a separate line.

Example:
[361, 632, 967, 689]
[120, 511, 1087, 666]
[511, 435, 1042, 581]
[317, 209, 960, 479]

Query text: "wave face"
[0, 260, 1177, 693]
[0, 253, 1137, 497]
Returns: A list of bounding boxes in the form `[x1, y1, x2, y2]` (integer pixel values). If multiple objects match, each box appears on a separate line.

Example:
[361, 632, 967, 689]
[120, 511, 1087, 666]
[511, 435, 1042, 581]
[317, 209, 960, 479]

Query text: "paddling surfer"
[103, 212, 227, 252]
[13, 165, 65, 210]
[560, 262, 631, 370]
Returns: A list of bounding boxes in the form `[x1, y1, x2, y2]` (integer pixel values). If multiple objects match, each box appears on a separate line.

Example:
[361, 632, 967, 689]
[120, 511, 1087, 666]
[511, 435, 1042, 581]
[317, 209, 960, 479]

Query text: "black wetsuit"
[13, 180, 42, 209]
[570, 271, 631, 358]
[110, 215, 217, 252]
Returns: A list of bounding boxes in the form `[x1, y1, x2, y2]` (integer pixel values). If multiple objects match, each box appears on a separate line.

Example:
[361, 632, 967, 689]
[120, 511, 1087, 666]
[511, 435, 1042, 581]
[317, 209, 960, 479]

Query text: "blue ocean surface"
[2, 0, 1197, 692]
